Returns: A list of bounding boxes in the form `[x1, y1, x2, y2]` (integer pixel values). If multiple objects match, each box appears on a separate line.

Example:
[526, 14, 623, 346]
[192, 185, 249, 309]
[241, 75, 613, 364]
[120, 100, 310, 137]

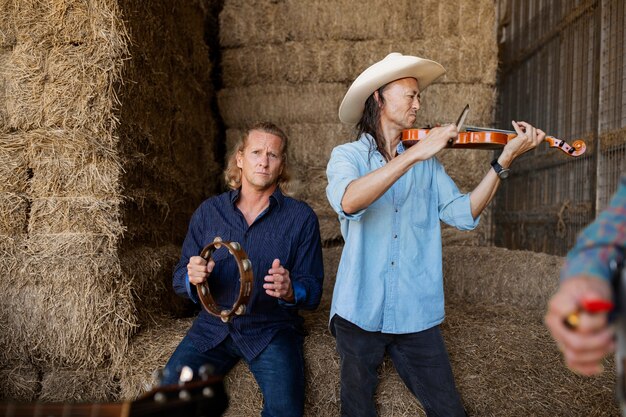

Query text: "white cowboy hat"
[338, 52, 446, 124]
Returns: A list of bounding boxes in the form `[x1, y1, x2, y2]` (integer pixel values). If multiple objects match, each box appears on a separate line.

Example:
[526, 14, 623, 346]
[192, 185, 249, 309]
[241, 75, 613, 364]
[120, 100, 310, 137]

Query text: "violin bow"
[455, 104, 470, 132]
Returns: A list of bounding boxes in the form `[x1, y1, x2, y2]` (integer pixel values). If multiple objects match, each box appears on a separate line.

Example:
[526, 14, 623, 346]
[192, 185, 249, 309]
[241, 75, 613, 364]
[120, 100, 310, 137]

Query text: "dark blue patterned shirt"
[173, 188, 324, 361]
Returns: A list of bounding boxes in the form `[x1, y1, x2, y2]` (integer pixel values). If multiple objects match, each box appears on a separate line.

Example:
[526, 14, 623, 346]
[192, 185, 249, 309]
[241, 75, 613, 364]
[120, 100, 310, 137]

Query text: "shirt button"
[395, 209, 398, 213]
[391, 261, 395, 266]
[394, 234, 398, 238]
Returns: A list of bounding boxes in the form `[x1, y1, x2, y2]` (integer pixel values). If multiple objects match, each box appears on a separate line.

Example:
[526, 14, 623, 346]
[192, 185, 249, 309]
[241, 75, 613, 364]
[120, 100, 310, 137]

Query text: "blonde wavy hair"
[224, 122, 294, 195]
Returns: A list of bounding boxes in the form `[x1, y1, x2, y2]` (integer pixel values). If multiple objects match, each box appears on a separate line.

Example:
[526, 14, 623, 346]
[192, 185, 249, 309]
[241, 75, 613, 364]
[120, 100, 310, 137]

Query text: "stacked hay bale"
[0, 0, 131, 400]
[218, 0, 498, 244]
[0, 0, 221, 401]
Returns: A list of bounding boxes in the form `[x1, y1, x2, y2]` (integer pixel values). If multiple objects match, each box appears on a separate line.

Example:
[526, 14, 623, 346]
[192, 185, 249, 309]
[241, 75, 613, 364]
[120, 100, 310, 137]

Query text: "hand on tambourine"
[187, 256, 215, 285]
[264, 258, 294, 302]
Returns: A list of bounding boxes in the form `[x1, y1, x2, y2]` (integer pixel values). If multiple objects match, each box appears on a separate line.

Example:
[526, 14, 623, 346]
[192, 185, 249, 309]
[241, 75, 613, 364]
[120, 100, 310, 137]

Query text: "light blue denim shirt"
[326, 134, 479, 334]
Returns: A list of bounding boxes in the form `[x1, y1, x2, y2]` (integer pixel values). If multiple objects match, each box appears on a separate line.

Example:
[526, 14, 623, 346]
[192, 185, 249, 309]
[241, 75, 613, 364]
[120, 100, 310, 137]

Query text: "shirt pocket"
[412, 188, 437, 229]
[255, 232, 293, 271]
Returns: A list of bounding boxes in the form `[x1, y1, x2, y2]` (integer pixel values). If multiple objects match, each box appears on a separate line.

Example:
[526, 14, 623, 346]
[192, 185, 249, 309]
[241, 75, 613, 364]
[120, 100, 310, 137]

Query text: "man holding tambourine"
[163, 122, 324, 417]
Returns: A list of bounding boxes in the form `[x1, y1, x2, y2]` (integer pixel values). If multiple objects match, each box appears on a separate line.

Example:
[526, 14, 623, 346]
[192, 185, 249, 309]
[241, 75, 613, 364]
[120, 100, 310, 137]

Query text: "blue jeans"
[333, 315, 466, 417]
[162, 329, 305, 417]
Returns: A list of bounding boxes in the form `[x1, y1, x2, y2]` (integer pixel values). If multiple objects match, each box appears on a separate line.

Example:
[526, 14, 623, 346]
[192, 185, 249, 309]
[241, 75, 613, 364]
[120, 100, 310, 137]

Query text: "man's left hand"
[264, 258, 295, 302]
[499, 121, 546, 166]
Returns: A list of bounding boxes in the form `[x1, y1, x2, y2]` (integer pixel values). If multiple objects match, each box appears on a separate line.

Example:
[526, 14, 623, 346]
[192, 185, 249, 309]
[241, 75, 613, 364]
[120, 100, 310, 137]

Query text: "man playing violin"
[163, 121, 324, 417]
[325, 52, 545, 416]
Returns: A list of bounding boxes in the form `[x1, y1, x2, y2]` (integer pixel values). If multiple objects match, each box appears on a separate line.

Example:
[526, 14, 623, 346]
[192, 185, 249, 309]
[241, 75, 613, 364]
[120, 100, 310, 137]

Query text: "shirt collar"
[358, 133, 407, 157]
[228, 187, 284, 209]
[396, 140, 406, 154]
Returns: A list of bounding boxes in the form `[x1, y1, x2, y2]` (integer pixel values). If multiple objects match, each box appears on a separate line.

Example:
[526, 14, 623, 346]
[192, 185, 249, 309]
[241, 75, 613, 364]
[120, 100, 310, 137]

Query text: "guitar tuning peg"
[198, 364, 215, 380]
[178, 365, 194, 385]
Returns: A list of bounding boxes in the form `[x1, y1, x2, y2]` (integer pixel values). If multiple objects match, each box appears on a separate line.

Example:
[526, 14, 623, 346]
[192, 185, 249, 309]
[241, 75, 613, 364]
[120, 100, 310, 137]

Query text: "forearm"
[341, 151, 420, 214]
[469, 169, 500, 219]
[469, 150, 514, 218]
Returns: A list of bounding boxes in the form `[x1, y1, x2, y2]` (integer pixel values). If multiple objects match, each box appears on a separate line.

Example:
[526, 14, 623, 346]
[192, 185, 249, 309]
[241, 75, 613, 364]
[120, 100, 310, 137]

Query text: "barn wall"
[495, 0, 626, 255]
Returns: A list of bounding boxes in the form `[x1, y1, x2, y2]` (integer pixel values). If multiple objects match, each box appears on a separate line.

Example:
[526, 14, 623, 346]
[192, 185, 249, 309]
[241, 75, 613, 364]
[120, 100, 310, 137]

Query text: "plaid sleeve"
[561, 175, 626, 282]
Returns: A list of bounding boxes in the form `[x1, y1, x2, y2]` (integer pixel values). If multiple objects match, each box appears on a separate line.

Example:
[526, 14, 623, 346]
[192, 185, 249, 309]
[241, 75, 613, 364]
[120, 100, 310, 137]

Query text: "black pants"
[333, 315, 467, 417]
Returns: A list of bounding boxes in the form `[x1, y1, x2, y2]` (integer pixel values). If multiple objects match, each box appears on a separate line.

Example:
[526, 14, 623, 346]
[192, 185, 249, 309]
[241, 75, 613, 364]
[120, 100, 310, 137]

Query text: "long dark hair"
[355, 83, 391, 161]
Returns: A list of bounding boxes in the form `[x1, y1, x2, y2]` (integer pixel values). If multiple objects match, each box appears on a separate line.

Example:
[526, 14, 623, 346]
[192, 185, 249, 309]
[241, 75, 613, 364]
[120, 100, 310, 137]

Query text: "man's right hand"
[187, 256, 215, 285]
[408, 124, 458, 161]
[544, 275, 614, 375]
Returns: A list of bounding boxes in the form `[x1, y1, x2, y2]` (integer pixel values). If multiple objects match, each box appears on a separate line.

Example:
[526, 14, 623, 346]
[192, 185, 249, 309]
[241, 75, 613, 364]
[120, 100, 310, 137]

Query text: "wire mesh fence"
[494, 0, 625, 255]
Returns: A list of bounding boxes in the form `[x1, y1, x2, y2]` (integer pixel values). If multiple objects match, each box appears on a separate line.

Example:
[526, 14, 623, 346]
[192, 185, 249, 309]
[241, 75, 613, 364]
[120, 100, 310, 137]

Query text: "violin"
[401, 126, 586, 157]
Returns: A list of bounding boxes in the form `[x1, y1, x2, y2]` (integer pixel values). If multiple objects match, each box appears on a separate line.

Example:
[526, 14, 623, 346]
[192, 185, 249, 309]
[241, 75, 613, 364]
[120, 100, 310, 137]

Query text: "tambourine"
[196, 237, 253, 323]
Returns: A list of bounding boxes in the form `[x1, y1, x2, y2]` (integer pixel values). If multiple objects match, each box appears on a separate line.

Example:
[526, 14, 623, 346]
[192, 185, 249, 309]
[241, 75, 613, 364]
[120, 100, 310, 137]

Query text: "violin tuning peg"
[198, 364, 215, 380]
[178, 365, 193, 385]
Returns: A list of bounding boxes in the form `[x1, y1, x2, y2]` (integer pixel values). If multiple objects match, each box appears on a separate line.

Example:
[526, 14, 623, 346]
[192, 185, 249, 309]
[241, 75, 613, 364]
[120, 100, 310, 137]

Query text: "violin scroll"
[545, 137, 586, 157]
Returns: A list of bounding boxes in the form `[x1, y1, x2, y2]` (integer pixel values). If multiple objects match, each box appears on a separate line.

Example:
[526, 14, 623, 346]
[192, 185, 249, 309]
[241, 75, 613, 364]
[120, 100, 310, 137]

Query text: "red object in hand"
[564, 299, 614, 329]
[580, 299, 614, 313]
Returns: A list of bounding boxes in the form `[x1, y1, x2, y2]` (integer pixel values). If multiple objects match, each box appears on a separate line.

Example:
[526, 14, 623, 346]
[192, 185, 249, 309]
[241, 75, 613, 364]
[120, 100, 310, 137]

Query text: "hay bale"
[444, 301, 619, 417]
[0, 52, 11, 130]
[27, 130, 121, 198]
[298, 166, 340, 242]
[0, 133, 30, 193]
[4, 280, 134, 369]
[443, 245, 562, 310]
[39, 367, 119, 403]
[119, 243, 194, 325]
[0, 234, 135, 368]
[0, 363, 40, 402]
[0, 235, 27, 366]
[2, 0, 127, 47]
[42, 43, 127, 132]
[115, 317, 194, 400]
[28, 197, 124, 236]
[2, 1, 129, 131]
[0, 2, 16, 48]
[218, 84, 344, 127]
[222, 38, 496, 88]
[4, 234, 136, 368]
[1, 0, 222, 406]
[3, 42, 46, 130]
[417, 83, 497, 128]
[0, 192, 28, 235]
[220, 0, 495, 48]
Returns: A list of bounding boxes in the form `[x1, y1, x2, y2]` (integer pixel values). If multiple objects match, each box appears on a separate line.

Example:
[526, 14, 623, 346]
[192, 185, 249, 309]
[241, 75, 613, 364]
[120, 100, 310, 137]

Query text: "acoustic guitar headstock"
[0, 365, 228, 417]
[131, 365, 228, 417]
